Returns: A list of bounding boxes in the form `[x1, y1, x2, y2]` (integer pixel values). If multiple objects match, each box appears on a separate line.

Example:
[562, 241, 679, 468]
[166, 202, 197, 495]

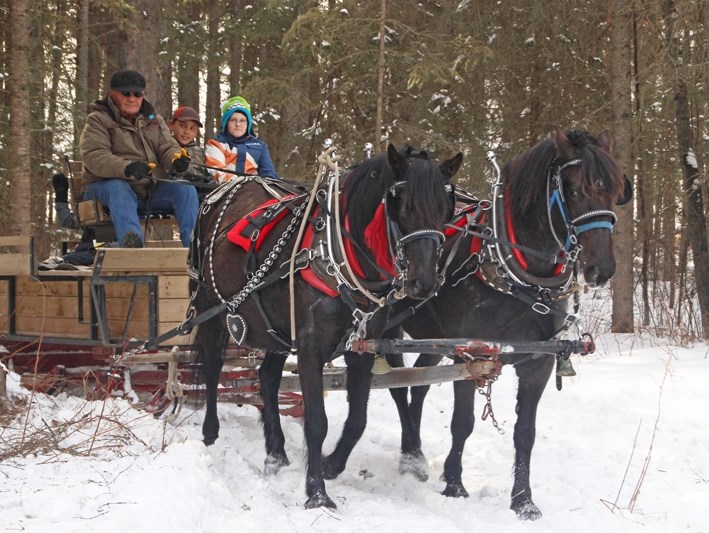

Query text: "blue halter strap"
[548, 158, 617, 253]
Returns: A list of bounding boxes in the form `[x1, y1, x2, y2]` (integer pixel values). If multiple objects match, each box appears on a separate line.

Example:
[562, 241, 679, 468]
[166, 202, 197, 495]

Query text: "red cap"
[171, 106, 203, 127]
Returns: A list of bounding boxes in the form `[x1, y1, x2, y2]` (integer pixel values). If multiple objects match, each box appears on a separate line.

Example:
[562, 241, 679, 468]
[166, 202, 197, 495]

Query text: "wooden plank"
[15, 294, 89, 320]
[14, 315, 91, 338]
[15, 278, 85, 297]
[0, 254, 30, 275]
[0, 236, 32, 276]
[158, 298, 190, 322]
[159, 275, 190, 298]
[96, 248, 187, 274]
[36, 269, 93, 278]
[146, 240, 183, 248]
[0, 236, 31, 247]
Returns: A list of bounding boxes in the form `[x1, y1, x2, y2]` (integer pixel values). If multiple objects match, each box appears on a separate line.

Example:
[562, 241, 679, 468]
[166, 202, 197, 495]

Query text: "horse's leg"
[441, 376, 477, 498]
[322, 351, 374, 480]
[509, 356, 554, 520]
[299, 346, 336, 509]
[258, 351, 290, 475]
[197, 316, 229, 446]
[388, 353, 442, 481]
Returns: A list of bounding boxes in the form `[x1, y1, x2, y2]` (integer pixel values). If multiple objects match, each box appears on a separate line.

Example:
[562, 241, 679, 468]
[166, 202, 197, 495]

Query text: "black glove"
[171, 150, 191, 174]
[124, 161, 153, 179]
[52, 172, 69, 203]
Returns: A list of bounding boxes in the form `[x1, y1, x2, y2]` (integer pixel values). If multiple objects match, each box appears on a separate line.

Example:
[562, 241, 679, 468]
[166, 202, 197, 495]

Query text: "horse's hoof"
[305, 491, 337, 509]
[322, 456, 344, 480]
[442, 481, 469, 498]
[511, 500, 542, 521]
[398, 452, 429, 482]
[264, 453, 290, 476]
[203, 436, 217, 446]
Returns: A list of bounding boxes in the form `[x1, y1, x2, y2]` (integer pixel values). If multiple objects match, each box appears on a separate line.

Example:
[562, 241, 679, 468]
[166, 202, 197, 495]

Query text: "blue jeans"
[84, 179, 199, 246]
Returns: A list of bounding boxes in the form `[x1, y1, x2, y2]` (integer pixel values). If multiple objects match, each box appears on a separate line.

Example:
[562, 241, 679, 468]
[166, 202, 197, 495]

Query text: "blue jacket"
[204, 132, 279, 182]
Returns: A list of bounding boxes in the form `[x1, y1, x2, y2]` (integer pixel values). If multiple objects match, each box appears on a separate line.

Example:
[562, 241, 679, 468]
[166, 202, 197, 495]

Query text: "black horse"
[319, 128, 631, 519]
[188, 144, 463, 509]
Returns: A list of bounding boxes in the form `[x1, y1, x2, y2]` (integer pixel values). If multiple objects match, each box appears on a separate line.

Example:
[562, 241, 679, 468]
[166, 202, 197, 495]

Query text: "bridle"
[546, 158, 617, 258]
[383, 180, 446, 279]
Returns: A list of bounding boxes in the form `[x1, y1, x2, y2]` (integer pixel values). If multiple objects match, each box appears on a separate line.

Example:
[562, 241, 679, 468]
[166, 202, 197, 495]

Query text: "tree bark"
[609, 0, 635, 333]
[375, 0, 386, 151]
[7, 0, 31, 237]
[205, 3, 221, 140]
[665, 0, 709, 338]
[0, 363, 10, 417]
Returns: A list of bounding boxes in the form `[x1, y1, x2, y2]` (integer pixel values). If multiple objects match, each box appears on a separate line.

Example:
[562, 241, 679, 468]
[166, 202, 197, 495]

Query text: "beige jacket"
[79, 96, 181, 199]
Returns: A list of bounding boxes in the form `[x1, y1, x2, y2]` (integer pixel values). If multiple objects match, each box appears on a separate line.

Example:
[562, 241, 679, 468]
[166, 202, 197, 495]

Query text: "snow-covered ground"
[1, 297, 707, 532]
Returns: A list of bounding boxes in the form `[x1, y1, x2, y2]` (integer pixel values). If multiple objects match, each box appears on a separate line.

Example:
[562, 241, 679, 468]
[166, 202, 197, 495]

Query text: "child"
[167, 106, 207, 174]
[205, 96, 279, 184]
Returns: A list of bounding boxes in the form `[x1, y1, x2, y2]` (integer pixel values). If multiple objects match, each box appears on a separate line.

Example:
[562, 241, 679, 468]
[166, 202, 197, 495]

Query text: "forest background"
[0, 0, 707, 340]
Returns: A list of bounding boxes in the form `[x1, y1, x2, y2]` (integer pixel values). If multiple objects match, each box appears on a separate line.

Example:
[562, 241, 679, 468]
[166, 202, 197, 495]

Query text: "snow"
[2, 317, 708, 531]
[686, 149, 698, 170]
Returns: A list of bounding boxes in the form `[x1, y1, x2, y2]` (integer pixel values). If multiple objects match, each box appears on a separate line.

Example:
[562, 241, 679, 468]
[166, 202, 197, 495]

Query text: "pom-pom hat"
[220, 96, 253, 136]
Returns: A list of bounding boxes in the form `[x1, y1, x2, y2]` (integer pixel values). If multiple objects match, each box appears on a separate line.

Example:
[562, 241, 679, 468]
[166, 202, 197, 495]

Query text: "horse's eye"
[568, 188, 580, 200]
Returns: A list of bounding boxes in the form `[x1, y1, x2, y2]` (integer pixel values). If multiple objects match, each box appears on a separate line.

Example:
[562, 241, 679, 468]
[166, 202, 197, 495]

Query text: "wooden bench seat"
[65, 159, 177, 241]
[93, 247, 187, 275]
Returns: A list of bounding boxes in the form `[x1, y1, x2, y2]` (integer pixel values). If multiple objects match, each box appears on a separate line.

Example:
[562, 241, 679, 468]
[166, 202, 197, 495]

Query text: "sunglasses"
[120, 91, 144, 98]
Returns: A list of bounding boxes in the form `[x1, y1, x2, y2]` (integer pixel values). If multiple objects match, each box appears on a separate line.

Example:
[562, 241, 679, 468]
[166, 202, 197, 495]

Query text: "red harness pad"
[298, 205, 395, 297]
[227, 197, 292, 251]
[299, 207, 339, 297]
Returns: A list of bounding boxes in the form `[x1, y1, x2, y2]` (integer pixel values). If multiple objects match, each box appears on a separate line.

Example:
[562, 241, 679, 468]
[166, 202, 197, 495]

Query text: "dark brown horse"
[319, 128, 631, 519]
[188, 144, 462, 509]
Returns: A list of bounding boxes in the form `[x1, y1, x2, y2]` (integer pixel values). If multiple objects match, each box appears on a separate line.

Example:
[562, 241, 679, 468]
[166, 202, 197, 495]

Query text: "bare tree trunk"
[228, 0, 244, 98]
[375, 0, 386, 151]
[176, 1, 203, 115]
[633, 7, 650, 327]
[665, 0, 709, 338]
[609, 0, 635, 333]
[0, 363, 10, 417]
[75, 0, 89, 147]
[8, 0, 31, 237]
[125, 0, 161, 110]
[205, 3, 221, 140]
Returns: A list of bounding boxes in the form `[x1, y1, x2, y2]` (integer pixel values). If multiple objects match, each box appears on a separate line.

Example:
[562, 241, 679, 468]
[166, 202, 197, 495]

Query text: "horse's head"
[551, 126, 631, 287]
[385, 144, 463, 298]
[343, 144, 461, 300]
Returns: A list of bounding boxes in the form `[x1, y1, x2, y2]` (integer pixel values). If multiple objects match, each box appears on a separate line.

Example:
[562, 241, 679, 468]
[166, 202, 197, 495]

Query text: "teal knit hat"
[220, 96, 253, 136]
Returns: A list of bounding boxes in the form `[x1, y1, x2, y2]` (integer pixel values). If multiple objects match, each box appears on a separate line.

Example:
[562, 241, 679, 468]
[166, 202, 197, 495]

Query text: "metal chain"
[218, 202, 306, 313]
[478, 380, 504, 434]
[208, 181, 247, 304]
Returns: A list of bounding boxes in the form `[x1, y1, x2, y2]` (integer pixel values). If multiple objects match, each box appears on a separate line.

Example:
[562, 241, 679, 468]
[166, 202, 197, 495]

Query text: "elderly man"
[79, 70, 197, 247]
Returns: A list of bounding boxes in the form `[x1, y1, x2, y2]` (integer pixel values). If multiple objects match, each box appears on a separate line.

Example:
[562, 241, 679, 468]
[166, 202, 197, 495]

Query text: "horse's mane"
[503, 130, 624, 223]
[343, 146, 451, 241]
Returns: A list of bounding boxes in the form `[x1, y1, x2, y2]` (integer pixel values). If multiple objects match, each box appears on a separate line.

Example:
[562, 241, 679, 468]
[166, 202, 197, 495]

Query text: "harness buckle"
[532, 302, 551, 315]
[345, 308, 375, 349]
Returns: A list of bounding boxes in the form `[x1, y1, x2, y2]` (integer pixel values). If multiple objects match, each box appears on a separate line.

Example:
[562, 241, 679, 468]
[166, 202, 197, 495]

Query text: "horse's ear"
[553, 126, 576, 159]
[616, 174, 633, 206]
[596, 129, 612, 153]
[387, 143, 405, 176]
[439, 152, 464, 181]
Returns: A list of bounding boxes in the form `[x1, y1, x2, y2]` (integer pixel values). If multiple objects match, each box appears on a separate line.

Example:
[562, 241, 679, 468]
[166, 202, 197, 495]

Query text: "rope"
[289, 147, 333, 348]
[164, 346, 184, 423]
